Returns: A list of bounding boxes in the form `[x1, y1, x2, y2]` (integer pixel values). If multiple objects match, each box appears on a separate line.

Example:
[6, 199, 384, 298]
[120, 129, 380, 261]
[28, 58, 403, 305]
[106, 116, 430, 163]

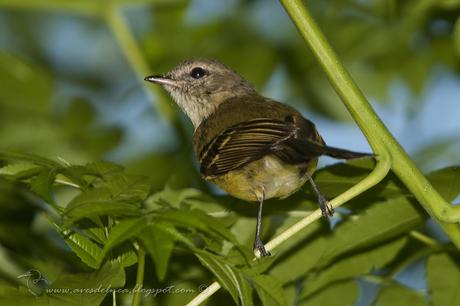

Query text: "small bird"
[17, 269, 49, 296]
[145, 59, 370, 257]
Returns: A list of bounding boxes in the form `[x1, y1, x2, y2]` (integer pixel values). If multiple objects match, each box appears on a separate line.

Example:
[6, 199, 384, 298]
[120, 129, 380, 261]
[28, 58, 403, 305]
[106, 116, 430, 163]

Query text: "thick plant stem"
[279, 0, 460, 224]
[132, 248, 145, 306]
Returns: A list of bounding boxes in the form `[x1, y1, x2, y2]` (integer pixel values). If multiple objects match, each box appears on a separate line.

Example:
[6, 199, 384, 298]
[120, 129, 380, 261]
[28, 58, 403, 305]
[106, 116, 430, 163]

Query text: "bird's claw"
[253, 238, 271, 257]
[319, 196, 334, 219]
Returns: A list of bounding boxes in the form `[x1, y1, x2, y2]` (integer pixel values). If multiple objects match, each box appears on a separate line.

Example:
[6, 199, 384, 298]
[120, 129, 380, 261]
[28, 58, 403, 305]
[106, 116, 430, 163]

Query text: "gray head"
[144, 59, 256, 128]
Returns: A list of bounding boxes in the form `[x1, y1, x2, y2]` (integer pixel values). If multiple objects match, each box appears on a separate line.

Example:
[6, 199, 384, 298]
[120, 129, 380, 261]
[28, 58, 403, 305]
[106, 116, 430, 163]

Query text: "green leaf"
[374, 284, 427, 306]
[99, 217, 150, 264]
[0, 262, 125, 306]
[97, 173, 151, 203]
[72, 161, 124, 178]
[29, 168, 56, 204]
[245, 255, 277, 276]
[156, 209, 239, 246]
[0, 53, 51, 112]
[65, 200, 140, 223]
[60, 229, 103, 269]
[0, 286, 50, 306]
[426, 166, 460, 202]
[46, 261, 125, 305]
[314, 158, 409, 199]
[251, 274, 286, 306]
[147, 187, 207, 209]
[148, 222, 196, 249]
[271, 196, 424, 283]
[64, 188, 141, 223]
[63, 163, 146, 195]
[117, 248, 138, 268]
[62, 169, 149, 223]
[320, 199, 423, 263]
[427, 253, 460, 306]
[0, 162, 41, 179]
[301, 280, 359, 306]
[0, 151, 61, 169]
[81, 224, 107, 245]
[139, 223, 176, 281]
[301, 237, 407, 298]
[196, 251, 253, 306]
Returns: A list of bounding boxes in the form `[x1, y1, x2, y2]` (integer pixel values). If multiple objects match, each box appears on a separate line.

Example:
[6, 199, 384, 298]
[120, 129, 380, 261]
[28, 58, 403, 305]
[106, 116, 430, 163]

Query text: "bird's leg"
[305, 173, 334, 219]
[253, 190, 270, 257]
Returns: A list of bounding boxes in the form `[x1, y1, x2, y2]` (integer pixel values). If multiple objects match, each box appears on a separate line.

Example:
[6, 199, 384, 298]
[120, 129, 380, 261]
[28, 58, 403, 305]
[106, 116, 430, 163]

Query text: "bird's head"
[145, 59, 256, 128]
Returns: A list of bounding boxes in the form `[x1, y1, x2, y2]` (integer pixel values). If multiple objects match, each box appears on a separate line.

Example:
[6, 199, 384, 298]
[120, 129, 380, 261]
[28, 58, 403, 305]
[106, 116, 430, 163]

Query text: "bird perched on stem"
[145, 59, 371, 257]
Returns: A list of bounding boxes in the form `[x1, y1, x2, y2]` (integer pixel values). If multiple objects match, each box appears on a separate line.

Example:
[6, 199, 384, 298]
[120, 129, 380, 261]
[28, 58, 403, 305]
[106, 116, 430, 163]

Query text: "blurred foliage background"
[0, 0, 460, 305]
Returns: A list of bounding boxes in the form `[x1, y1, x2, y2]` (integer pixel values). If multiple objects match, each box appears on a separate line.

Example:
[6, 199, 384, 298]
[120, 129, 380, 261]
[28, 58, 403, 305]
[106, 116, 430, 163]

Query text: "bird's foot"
[253, 238, 271, 257]
[319, 195, 334, 219]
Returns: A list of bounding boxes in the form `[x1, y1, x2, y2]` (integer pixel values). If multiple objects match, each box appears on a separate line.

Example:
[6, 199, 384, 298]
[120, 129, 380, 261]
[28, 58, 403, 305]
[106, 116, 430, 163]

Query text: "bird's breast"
[209, 155, 317, 202]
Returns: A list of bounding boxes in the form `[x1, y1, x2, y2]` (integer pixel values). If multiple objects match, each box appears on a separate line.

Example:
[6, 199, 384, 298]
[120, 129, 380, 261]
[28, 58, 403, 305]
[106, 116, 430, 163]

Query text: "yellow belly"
[210, 155, 318, 202]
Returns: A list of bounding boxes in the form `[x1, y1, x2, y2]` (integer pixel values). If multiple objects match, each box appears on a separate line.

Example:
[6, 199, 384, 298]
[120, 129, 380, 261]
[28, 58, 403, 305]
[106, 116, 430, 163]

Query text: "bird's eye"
[190, 67, 206, 79]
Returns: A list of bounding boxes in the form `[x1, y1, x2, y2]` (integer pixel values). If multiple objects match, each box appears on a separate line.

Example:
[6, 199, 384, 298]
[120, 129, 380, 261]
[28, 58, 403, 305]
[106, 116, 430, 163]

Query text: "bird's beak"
[144, 75, 178, 87]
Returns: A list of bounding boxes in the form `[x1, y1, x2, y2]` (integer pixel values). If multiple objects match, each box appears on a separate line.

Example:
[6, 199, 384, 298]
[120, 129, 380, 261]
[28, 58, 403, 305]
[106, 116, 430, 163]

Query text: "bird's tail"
[320, 144, 373, 159]
[276, 138, 374, 164]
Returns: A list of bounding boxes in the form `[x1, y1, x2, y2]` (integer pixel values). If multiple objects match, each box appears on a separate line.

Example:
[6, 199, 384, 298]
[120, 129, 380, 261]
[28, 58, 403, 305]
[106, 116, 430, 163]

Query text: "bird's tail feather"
[286, 138, 373, 160]
[320, 144, 373, 159]
[274, 138, 373, 164]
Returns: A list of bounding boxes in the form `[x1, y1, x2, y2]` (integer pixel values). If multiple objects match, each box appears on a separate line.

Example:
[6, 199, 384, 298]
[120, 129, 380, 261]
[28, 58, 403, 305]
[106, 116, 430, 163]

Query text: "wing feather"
[199, 118, 298, 178]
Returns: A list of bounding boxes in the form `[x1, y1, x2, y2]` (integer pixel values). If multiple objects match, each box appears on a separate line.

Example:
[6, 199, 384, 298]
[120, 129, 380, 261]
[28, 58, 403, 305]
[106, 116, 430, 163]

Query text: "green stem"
[113, 291, 117, 306]
[104, 5, 176, 122]
[279, 0, 460, 238]
[409, 231, 442, 249]
[132, 247, 146, 306]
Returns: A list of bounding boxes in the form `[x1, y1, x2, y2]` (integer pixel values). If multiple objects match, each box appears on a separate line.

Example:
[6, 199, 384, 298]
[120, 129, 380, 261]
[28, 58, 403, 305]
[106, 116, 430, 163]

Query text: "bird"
[144, 59, 371, 257]
[17, 269, 49, 296]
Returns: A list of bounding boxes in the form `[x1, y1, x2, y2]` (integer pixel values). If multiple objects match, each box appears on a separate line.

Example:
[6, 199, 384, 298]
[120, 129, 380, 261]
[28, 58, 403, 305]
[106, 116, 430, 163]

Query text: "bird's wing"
[198, 116, 371, 179]
[198, 117, 318, 178]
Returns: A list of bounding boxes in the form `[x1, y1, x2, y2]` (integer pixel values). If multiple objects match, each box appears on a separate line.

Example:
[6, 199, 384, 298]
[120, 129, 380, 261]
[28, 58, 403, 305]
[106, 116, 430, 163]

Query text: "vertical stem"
[279, 0, 460, 224]
[132, 248, 146, 306]
[113, 291, 117, 306]
[104, 5, 176, 122]
[280, 0, 386, 152]
[104, 5, 190, 141]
